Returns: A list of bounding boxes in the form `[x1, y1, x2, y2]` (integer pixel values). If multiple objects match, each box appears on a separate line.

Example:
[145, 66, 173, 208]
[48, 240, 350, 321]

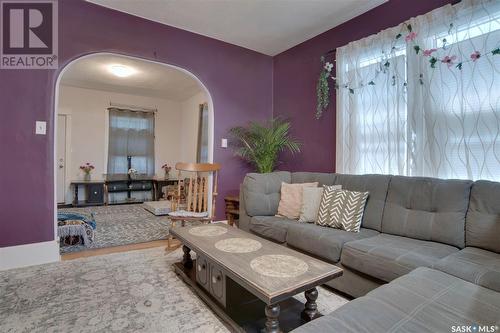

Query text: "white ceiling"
[60, 54, 202, 101]
[87, 0, 387, 56]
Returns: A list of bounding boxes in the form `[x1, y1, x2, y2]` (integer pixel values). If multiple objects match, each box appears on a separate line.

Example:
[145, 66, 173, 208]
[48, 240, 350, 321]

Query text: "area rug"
[0, 247, 349, 333]
[58, 204, 171, 254]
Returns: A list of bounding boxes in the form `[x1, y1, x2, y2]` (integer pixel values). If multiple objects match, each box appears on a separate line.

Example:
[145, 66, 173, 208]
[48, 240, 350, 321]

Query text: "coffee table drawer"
[196, 255, 209, 290]
[210, 263, 226, 307]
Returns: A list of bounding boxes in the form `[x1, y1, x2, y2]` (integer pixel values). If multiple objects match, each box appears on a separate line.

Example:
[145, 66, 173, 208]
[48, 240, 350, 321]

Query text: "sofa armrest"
[238, 184, 251, 231]
[241, 171, 291, 217]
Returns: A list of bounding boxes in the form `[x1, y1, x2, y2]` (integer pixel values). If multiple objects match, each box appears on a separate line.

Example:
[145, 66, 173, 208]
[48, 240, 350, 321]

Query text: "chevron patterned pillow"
[317, 187, 369, 232]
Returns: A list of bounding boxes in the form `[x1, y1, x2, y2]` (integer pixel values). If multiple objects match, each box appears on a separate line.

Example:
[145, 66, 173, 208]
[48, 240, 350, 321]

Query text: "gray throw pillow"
[299, 186, 341, 223]
[317, 187, 369, 232]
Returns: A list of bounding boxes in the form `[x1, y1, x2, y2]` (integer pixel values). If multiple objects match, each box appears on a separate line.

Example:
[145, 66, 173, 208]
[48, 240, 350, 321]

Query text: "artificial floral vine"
[316, 22, 500, 119]
[316, 56, 331, 119]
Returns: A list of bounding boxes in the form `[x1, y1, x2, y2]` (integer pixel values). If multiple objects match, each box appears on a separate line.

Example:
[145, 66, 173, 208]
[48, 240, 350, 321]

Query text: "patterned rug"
[58, 204, 171, 254]
[0, 247, 349, 333]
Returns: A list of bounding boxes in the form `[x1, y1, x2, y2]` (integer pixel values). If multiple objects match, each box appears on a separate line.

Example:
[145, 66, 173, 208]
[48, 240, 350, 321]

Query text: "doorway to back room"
[55, 53, 214, 256]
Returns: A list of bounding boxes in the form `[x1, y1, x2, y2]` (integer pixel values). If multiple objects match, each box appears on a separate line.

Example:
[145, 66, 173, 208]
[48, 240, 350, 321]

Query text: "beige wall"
[57, 85, 207, 203]
[180, 91, 208, 163]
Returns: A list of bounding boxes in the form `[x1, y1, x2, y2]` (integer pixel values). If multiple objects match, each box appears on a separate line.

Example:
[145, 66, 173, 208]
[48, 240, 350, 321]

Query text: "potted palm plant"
[228, 117, 301, 173]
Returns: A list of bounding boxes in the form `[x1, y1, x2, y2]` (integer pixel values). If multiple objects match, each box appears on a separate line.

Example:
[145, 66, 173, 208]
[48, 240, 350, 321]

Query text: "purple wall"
[273, 0, 454, 172]
[0, 0, 272, 247]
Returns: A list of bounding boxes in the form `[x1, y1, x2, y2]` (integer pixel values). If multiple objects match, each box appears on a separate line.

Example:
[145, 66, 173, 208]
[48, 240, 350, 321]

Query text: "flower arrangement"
[161, 164, 171, 173]
[161, 163, 172, 179]
[80, 162, 95, 181]
[79, 163, 95, 174]
[128, 168, 138, 178]
[316, 22, 500, 119]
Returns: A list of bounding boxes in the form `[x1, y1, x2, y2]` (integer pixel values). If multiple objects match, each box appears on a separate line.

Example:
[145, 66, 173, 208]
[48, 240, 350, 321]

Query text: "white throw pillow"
[299, 186, 340, 222]
[276, 182, 319, 219]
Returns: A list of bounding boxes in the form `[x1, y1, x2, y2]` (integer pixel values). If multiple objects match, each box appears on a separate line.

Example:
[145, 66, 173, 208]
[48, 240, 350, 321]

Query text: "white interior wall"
[57, 85, 206, 204]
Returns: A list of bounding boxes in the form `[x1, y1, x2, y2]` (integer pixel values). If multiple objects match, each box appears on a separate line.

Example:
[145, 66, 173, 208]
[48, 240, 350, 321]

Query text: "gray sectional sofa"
[239, 171, 500, 332]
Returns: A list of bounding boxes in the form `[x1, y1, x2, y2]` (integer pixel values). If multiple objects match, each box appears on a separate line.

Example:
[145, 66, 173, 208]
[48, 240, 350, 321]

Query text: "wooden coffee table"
[170, 224, 342, 332]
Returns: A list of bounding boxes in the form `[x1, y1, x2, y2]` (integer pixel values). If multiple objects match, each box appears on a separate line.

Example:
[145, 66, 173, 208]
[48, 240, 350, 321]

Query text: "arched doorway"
[53, 52, 215, 255]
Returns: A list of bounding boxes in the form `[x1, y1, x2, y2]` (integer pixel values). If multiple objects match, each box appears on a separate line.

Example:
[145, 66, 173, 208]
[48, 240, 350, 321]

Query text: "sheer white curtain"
[336, 0, 500, 181]
[107, 108, 155, 177]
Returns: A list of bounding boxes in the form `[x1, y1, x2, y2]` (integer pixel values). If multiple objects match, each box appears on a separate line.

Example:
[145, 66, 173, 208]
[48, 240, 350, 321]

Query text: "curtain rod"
[109, 102, 157, 113]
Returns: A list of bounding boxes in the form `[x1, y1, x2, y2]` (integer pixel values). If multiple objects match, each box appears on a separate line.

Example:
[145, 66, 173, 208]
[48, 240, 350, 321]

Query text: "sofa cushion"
[291, 172, 336, 186]
[242, 171, 291, 216]
[382, 176, 472, 248]
[291, 267, 500, 333]
[466, 180, 500, 253]
[249, 216, 296, 243]
[434, 247, 500, 292]
[333, 174, 390, 232]
[341, 234, 458, 282]
[286, 223, 379, 263]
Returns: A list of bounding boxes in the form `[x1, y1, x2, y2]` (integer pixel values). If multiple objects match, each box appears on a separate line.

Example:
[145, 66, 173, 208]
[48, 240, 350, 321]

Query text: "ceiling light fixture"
[108, 64, 137, 77]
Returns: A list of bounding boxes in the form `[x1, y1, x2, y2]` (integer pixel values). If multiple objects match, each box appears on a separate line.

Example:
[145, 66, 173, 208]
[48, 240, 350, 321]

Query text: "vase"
[84, 173, 91, 181]
[164, 171, 170, 180]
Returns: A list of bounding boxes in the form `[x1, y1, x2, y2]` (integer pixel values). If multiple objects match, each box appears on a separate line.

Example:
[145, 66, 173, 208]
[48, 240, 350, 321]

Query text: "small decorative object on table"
[80, 162, 95, 181]
[161, 163, 172, 180]
[127, 168, 138, 179]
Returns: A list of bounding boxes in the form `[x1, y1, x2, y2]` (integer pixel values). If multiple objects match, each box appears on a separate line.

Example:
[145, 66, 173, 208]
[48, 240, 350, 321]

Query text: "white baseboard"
[0, 240, 60, 271]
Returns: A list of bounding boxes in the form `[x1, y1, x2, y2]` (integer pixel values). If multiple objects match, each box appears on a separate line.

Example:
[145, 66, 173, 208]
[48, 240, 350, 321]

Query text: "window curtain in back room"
[107, 108, 155, 177]
[336, 0, 500, 181]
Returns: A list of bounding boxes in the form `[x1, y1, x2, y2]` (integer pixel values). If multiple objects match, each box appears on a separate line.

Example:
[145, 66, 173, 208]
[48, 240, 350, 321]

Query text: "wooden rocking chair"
[167, 162, 221, 250]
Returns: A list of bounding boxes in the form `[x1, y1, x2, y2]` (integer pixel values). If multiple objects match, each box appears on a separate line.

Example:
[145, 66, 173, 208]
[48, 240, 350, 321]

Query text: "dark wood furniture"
[152, 178, 179, 201]
[224, 195, 239, 226]
[170, 224, 342, 333]
[105, 178, 152, 204]
[104, 177, 179, 205]
[70, 181, 105, 207]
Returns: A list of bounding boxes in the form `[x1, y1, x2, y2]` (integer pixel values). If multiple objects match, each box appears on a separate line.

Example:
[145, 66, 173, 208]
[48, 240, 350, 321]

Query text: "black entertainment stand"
[70, 178, 178, 207]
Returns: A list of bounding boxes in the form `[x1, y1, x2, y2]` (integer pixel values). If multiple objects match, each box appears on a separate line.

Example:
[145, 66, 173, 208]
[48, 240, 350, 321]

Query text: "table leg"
[182, 245, 193, 269]
[301, 287, 319, 321]
[73, 184, 79, 206]
[264, 303, 280, 333]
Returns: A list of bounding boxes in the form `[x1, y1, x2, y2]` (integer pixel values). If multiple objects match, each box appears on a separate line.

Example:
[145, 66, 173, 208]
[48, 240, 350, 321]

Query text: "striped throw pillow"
[317, 187, 369, 232]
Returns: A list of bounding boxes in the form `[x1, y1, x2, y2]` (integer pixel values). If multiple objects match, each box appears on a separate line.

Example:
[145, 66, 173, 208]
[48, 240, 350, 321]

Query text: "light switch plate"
[221, 138, 228, 148]
[35, 121, 46, 135]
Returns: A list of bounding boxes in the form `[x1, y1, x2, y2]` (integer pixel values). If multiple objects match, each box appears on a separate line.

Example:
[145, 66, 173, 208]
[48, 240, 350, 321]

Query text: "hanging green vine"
[316, 56, 332, 119]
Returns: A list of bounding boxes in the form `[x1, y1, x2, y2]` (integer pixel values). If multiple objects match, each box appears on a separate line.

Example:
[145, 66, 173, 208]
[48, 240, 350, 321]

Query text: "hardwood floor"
[61, 239, 171, 260]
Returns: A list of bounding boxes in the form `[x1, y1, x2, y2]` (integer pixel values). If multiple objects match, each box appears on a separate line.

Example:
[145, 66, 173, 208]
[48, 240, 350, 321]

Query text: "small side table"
[70, 180, 105, 207]
[224, 195, 239, 226]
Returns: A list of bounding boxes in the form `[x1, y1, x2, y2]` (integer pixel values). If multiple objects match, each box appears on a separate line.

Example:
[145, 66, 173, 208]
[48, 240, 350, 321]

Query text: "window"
[107, 108, 155, 177]
[336, 0, 500, 181]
